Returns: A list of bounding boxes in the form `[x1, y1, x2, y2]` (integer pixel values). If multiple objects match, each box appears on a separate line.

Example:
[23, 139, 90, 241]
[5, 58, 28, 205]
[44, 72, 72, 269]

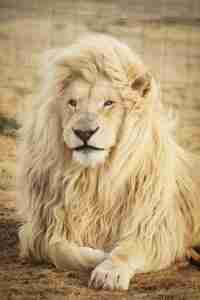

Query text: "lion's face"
[60, 76, 124, 167]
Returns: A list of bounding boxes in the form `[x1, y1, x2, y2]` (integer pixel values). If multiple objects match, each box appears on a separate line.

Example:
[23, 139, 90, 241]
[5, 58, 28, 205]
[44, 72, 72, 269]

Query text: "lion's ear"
[131, 73, 152, 98]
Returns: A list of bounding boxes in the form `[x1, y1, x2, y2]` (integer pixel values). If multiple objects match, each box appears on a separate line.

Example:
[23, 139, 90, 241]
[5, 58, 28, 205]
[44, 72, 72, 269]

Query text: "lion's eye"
[68, 99, 77, 108]
[103, 100, 114, 107]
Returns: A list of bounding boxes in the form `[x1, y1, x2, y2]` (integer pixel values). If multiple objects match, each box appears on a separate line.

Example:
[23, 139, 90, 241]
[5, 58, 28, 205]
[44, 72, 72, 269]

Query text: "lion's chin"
[72, 149, 108, 167]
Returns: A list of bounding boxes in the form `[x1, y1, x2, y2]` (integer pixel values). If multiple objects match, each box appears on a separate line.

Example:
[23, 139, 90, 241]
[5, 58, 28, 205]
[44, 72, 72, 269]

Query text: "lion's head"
[42, 34, 156, 167]
[60, 76, 123, 166]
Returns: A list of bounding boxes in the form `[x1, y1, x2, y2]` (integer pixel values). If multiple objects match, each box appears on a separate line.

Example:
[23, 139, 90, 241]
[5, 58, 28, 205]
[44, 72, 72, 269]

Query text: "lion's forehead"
[65, 78, 90, 99]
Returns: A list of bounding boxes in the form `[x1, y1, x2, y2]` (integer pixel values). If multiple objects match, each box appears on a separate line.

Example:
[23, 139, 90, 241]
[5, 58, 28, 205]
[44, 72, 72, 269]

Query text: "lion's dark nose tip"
[73, 127, 99, 142]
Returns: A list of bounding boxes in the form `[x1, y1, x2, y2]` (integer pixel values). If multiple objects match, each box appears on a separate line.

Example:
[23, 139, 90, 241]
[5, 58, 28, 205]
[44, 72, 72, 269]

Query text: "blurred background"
[0, 0, 200, 190]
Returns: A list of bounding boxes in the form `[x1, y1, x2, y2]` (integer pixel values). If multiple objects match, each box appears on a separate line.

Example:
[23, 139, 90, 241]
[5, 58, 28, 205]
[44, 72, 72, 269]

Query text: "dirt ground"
[0, 189, 200, 300]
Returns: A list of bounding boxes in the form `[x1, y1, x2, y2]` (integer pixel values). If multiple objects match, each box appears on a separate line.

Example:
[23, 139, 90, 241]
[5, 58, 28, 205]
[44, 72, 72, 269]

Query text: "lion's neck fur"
[62, 163, 127, 250]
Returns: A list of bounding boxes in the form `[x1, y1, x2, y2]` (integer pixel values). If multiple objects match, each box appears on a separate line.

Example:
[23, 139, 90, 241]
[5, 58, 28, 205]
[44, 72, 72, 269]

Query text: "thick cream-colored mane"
[17, 34, 200, 280]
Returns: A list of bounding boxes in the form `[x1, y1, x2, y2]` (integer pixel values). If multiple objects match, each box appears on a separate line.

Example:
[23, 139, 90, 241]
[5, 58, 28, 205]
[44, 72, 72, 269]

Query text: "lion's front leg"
[89, 240, 144, 290]
[48, 239, 108, 271]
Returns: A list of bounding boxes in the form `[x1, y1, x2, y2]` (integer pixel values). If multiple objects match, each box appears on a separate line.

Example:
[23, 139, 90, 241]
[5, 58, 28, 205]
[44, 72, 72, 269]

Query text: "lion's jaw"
[61, 77, 124, 167]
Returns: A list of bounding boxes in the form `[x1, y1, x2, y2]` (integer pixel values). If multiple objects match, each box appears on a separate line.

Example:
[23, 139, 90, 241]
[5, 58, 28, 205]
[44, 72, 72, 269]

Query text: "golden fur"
[17, 34, 200, 290]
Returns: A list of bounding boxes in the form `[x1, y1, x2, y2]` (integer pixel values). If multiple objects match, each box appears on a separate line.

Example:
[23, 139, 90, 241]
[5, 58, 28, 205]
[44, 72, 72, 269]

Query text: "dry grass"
[0, 136, 16, 190]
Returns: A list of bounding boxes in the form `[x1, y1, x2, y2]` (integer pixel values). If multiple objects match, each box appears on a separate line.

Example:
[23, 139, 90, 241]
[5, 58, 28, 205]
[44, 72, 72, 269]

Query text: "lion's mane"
[17, 34, 200, 271]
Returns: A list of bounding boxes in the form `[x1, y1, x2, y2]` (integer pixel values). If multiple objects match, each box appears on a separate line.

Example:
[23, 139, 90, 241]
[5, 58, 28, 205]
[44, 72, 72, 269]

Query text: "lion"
[17, 34, 200, 290]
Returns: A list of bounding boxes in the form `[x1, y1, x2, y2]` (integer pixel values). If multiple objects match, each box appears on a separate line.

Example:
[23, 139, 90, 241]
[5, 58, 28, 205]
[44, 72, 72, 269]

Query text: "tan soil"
[0, 136, 16, 163]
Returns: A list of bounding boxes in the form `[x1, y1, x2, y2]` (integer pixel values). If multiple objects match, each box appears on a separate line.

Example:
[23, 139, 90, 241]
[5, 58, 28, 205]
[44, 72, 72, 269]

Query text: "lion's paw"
[89, 259, 132, 290]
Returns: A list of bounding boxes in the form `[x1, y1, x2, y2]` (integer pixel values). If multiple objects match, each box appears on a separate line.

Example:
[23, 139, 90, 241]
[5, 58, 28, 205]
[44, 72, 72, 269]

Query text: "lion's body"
[17, 34, 200, 290]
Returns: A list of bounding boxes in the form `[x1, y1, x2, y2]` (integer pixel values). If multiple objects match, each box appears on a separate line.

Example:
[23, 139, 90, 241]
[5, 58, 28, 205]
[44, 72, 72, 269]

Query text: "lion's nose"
[73, 127, 99, 142]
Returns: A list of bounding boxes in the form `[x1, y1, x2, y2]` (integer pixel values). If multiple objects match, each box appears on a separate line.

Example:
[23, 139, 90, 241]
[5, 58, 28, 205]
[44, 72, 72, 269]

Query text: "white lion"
[17, 34, 200, 290]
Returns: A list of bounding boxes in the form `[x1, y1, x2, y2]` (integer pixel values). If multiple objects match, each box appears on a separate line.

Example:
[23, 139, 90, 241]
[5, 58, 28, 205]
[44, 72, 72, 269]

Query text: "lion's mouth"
[72, 144, 105, 152]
